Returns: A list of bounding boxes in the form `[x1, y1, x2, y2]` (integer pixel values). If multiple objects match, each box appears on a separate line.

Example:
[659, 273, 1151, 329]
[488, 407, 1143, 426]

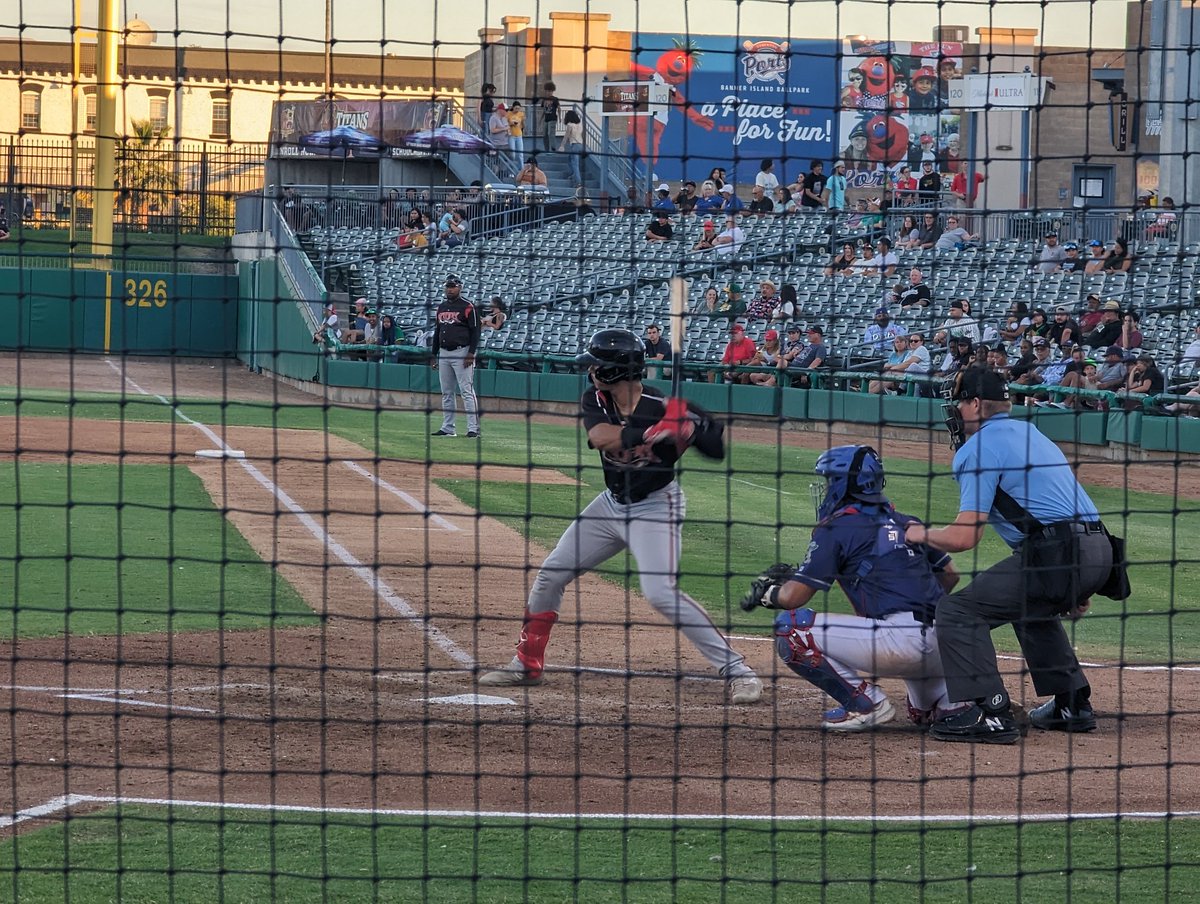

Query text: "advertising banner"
[836, 38, 964, 189]
[269, 100, 448, 159]
[600, 81, 671, 116]
[627, 36, 839, 184]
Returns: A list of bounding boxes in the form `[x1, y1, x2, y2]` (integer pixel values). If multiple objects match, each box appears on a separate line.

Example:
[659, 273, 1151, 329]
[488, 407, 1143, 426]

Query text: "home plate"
[195, 449, 246, 459]
[423, 693, 515, 706]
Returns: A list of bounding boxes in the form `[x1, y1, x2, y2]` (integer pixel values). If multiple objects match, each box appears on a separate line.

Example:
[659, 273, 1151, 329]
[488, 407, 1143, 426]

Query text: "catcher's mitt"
[739, 562, 796, 611]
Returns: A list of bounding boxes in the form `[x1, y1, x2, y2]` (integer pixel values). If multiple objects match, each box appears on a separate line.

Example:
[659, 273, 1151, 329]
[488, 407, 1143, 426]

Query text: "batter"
[478, 328, 763, 705]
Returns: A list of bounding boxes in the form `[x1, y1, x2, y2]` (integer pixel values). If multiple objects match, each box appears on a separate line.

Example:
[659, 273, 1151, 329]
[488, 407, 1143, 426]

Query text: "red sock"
[515, 609, 557, 678]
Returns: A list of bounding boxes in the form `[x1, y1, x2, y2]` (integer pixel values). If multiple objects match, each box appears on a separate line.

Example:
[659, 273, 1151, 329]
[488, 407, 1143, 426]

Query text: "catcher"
[479, 328, 762, 704]
[741, 445, 961, 730]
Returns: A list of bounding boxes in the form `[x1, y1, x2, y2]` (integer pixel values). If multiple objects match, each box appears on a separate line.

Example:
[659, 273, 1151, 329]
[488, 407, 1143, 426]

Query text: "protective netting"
[0, 0, 1198, 900]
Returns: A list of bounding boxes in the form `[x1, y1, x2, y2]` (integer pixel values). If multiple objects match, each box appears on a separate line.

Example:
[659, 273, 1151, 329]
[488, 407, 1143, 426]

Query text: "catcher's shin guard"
[774, 608, 866, 711]
[515, 609, 558, 679]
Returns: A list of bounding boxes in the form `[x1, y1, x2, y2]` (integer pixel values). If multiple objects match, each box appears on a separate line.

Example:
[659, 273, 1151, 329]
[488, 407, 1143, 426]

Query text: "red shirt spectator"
[1078, 295, 1103, 334]
[721, 326, 758, 366]
[950, 170, 985, 207]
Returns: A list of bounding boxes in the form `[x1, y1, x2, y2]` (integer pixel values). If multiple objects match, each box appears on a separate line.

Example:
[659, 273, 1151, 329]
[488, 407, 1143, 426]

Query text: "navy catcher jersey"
[581, 386, 723, 504]
[791, 505, 949, 622]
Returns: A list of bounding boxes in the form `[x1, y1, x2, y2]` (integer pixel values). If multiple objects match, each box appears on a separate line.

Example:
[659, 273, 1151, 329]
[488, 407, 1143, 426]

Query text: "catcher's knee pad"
[773, 608, 823, 666]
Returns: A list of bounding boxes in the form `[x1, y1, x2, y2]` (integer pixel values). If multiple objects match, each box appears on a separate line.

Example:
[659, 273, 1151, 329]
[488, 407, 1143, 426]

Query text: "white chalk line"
[0, 683, 269, 696]
[6, 793, 1200, 828]
[60, 694, 215, 714]
[105, 361, 475, 669]
[341, 460, 460, 532]
[731, 477, 797, 496]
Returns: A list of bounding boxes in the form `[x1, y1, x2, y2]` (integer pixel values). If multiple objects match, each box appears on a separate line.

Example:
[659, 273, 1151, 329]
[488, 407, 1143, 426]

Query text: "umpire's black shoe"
[1029, 699, 1097, 733]
[431, 429, 456, 437]
[929, 702, 1021, 745]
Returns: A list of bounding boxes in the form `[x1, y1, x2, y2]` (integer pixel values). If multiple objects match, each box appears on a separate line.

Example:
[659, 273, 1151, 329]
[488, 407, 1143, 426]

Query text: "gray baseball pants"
[527, 483, 752, 678]
[437, 347, 479, 434]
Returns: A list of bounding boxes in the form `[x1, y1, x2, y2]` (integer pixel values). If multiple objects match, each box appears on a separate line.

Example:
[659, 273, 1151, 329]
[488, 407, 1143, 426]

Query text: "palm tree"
[115, 119, 176, 230]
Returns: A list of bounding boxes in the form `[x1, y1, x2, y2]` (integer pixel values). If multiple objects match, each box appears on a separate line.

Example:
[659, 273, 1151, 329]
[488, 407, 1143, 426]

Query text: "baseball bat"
[669, 276, 687, 397]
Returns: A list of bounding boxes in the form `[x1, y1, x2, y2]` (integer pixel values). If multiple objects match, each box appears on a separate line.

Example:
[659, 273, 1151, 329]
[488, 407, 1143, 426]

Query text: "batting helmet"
[576, 328, 646, 384]
[812, 444, 887, 522]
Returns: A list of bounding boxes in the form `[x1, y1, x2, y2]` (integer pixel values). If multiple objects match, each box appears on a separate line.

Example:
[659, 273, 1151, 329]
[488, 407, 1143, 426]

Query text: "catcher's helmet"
[576, 328, 646, 384]
[812, 444, 887, 522]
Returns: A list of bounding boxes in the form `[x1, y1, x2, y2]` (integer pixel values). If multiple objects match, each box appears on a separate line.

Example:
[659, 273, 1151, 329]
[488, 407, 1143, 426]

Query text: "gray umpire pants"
[437, 347, 479, 434]
[526, 483, 753, 679]
[935, 530, 1113, 702]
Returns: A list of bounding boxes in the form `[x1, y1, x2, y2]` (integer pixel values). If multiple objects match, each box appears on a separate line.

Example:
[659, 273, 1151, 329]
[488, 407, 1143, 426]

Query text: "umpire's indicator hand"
[905, 511, 988, 553]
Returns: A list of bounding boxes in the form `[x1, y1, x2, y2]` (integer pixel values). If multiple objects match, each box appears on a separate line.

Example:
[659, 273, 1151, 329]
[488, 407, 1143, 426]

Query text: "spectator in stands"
[1096, 345, 1129, 391]
[852, 243, 879, 279]
[869, 333, 913, 394]
[715, 323, 757, 383]
[1103, 236, 1135, 272]
[643, 323, 668, 379]
[915, 211, 942, 249]
[718, 184, 745, 213]
[1146, 196, 1177, 237]
[863, 307, 905, 354]
[313, 302, 342, 347]
[787, 325, 829, 388]
[747, 185, 774, 215]
[378, 313, 400, 361]
[558, 110, 585, 186]
[1028, 308, 1052, 341]
[1165, 386, 1200, 416]
[870, 332, 931, 394]
[645, 210, 674, 243]
[697, 286, 721, 314]
[572, 189, 596, 218]
[756, 159, 780, 194]
[935, 299, 981, 346]
[342, 298, 368, 345]
[746, 280, 779, 319]
[516, 158, 548, 187]
[899, 267, 933, 308]
[823, 242, 858, 278]
[949, 167, 985, 211]
[713, 215, 746, 256]
[1078, 293, 1104, 333]
[1083, 299, 1123, 349]
[437, 208, 469, 248]
[802, 160, 827, 210]
[652, 184, 677, 212]
[620, 187, 647, 215]
[985, 343, 1011, 379]
[539, 83, 560, 153]
[750, 330, 784, 386]
[934, 214, 979, 251]
[674, 181, 698, 214]
[781, 325, 805, 369]
[405, 205, 425, 230]
[999, 301, 1032, 342]
[788, 174, 807, 200]
[935, 336, 975, 378]
[896, 213, 920, 248]
[395, 222, 428, 251]
[773, 186, 797, 214]
[1118, 354, 1165, 411]
[507, 102, 526, 166]
[1119, 311, 1144, 351]
[708, 168, 727, 192]
[893, 165, 918, 207]
[281, 186, 305, 232]
[1179, 323, 1200, 368]
[771, 284, 798, 325]
[481, 297, 508, 331]
[694, 181, 722, 213]
[1035, 232, 1066, 274]
[479, 83, 497, 127]
[1083, 240, 1107, 274]
[875, 237, 899, 279]
[692, 219, 719, 252]
[1049, 305, 1081, 348]
[717, 282, 747, 317]
[1008, 338, 1037, 381]
[488, 103, 511, 150]
[1011, 337, 1062, 398]
[0, 213, 11, 242]
[826, 161, 849, 211]
[917, 156, 941, 204]
[361, 309, 381, 358]
[1059, 242, 1085, 273]
[1058, 350, 1103, 409]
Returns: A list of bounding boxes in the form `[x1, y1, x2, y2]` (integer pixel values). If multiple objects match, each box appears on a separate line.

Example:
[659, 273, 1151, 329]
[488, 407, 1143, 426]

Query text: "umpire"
[903, 367, 1126, 744]
[430, 274, 481, 438]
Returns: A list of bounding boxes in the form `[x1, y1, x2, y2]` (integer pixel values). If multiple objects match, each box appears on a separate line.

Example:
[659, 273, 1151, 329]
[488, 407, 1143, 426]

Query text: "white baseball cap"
[719, 184, 735, 194]
[656, 182, 670, 192]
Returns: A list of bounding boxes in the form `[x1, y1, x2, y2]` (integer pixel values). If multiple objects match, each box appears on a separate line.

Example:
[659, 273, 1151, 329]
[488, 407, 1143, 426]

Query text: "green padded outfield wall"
[236, 258, 325, 382]
[0, 266, 238, 356]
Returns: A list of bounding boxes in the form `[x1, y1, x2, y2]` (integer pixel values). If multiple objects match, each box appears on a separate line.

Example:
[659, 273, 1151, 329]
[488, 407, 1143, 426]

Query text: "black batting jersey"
[581, 386, 724, 504]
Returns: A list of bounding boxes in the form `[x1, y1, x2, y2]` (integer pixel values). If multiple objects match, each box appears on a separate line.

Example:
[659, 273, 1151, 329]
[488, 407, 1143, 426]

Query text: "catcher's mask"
[576, 328, 646, 385]
[942, 367, 1010, 451]
[811, 444, 887, 522]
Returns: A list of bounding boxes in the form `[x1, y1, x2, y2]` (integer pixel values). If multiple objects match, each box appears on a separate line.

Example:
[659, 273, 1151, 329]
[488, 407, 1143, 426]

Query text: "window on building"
[21, 90, 42, 131]
[85, 93, 97, 133]
[148, 96, 168, 132]
[211, 97, 230, 139]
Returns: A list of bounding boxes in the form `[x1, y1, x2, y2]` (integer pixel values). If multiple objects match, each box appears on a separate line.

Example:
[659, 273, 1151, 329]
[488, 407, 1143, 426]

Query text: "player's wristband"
[764, 585, 781, 608]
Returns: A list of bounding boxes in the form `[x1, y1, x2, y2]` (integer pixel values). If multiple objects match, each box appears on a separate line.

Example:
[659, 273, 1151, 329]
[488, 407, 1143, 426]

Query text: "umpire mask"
[943, 367, 1010, 451]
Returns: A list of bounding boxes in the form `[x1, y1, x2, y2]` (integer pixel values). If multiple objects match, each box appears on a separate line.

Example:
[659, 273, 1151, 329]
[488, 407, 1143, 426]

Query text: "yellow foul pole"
[92, 0, 120, 259]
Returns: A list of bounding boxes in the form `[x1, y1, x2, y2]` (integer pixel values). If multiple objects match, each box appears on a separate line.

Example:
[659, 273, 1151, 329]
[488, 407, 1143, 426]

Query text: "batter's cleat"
[431, 429, 456, 437]
[477, 657, 543, 687]
[728, 674, 763, 705]
[929, 702, 1021, 745]
[1029, 699, 1097, 733]
[822, 696, 896, 732]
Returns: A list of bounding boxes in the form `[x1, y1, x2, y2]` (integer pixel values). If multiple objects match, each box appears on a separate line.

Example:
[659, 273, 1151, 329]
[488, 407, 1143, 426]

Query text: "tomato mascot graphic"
[860, 56, 896, 99]
[865, 113, 910, 166]
[629, 39, 715, 165]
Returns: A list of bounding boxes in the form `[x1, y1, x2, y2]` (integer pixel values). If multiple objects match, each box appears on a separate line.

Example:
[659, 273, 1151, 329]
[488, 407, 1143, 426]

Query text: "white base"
[195, 449, 246, 459]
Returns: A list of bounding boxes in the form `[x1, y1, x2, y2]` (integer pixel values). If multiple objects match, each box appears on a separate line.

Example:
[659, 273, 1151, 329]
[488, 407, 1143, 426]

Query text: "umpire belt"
[1030, 521, 1104, 541]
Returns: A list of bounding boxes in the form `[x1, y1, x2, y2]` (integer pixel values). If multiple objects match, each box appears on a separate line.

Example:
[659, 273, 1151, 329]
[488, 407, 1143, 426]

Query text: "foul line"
[341, 460, 460, 532]
[6, 794, 1200, 828]
[105, 361, 475, 668]
[731, 477, 796, 496]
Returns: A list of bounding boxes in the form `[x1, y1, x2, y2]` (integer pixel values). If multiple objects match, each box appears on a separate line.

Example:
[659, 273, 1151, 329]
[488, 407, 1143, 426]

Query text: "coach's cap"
[1105, 345, 1124, 357]
[444, 274, 462, 287]
[719, 184, 735, 194]
[765, 329, 779, 341]
[656, 182, 670, 192]
[1102, 299, 1122, 311]
[952, 367, 1010, 402]
[807, 324, 824, 336]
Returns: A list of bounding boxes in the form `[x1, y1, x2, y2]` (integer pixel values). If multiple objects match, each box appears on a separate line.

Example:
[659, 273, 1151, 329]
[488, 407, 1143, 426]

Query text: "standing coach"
[430, 275, 481, 438]
[903, 367, 1128, 744]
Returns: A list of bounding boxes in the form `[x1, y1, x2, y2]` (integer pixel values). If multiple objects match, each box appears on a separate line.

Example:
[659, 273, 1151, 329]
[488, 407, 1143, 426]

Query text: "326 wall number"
[124, 279, 169, 308]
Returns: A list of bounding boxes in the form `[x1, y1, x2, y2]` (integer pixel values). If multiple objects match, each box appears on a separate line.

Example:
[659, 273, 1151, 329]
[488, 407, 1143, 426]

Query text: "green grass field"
[0, 805, 1197, 904]
[0, 387, 1194, 659]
